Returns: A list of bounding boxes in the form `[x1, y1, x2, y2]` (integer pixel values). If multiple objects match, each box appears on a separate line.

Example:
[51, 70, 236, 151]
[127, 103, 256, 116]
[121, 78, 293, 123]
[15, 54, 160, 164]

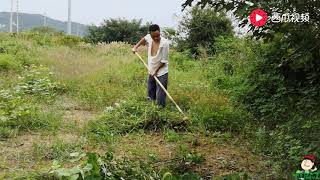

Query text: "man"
[132, 24, 169, 107]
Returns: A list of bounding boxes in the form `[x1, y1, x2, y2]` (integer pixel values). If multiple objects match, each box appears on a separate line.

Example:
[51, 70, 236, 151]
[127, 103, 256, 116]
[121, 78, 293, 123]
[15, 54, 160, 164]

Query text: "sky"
[0, 0, 186, 27]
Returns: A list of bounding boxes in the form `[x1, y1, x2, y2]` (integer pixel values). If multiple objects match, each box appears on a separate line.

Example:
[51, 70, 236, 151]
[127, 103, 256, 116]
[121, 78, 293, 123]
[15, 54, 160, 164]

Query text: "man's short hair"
[149, 24, 160, 32]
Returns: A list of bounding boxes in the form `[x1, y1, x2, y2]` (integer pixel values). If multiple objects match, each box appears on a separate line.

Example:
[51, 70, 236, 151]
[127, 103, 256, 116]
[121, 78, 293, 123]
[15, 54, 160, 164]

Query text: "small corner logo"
[249, 9, 268, 27]
[302, 154, 318, 172]
[295, 154, 320, 180]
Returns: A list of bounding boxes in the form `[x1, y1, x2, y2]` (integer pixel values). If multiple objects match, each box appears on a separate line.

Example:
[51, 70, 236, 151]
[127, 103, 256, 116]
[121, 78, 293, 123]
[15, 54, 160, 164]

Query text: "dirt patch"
[114, 132, 175, 161]
[63, 109, 96, 128]
[0, 132, 80, 176]
[60, 96, 97, 128]
[112, 132, 269, 178]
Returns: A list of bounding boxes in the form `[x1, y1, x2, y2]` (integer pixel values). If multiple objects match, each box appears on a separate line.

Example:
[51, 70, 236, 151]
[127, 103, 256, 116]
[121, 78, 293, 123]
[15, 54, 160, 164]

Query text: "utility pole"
[43, 13, 47, 26]
[67, 0, 72, 35]
[76, 24, 79, 36]
[16, 0, 19, 33]
[10, 0, 13, 32]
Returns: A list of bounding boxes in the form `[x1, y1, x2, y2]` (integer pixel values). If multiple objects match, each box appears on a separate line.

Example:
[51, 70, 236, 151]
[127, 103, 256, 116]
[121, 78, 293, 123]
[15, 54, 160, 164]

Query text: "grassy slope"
[0, 34, 271, 179]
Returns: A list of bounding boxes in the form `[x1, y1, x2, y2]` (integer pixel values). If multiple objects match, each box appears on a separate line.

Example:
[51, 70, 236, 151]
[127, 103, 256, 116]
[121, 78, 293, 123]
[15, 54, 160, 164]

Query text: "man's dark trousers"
[147, 73, 168, 107]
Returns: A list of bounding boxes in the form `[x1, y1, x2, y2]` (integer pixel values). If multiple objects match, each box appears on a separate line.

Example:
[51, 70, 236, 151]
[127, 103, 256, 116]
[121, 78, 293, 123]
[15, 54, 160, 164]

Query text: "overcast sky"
[1, 0, 186, 27]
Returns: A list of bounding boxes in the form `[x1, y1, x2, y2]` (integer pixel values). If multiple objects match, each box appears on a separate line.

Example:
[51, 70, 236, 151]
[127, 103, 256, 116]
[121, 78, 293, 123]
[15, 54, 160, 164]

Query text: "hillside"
[0, 12, 88, 36]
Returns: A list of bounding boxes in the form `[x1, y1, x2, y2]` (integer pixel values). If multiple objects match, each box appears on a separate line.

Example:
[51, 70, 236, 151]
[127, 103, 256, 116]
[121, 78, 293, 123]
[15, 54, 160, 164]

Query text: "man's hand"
[132, 47, 137, 54]
[149, 70, 157, 77]
[152, 70, 158, 77]
[151, 63, 165, 77]
[132, 37, 146, 54]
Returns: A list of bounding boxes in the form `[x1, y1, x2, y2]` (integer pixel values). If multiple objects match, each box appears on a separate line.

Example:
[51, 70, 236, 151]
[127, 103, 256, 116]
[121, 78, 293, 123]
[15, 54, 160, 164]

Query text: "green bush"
[0, 89, 61, 134]
[171, 51, 197, 72]
[191, 104, 248, 132]
[0, 54, 19, 71]
[15, 50, 36, 66]
[54, 35, 83, 47]
[0, 65, 64, 138]
[201, 35, 319, 173]
[183, 0, 320, 173]
[240, 34, 320, 171]
[0, 38, 37, 69]
[0, 39, 30, 55]
[15, 65, 66, 96]
[205, 36, 259, 99]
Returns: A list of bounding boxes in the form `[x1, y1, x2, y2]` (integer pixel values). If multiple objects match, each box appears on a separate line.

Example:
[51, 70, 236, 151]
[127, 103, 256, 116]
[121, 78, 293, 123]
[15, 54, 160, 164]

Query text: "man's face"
[150, 30, 161, 42]
[301, 159, 314, 171]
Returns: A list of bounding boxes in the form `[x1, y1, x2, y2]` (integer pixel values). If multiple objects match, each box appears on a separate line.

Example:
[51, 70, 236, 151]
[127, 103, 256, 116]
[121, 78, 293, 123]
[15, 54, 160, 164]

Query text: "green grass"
[87, 98, 187, 142]
[32, 140, 85, 161]
[0, 32, 272, 179]
[0, 65, 64, 138]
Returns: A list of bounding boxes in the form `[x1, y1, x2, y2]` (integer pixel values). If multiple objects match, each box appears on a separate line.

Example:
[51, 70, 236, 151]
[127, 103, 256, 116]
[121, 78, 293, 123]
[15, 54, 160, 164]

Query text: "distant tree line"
[85, 18, 150, 44]
[84, 9, 233, 52]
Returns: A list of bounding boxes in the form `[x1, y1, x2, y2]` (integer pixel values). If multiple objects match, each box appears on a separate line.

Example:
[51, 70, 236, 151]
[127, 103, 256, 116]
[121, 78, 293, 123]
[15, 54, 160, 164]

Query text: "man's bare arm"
[152, 63, 165, 76]
[132, 37, 146, 53]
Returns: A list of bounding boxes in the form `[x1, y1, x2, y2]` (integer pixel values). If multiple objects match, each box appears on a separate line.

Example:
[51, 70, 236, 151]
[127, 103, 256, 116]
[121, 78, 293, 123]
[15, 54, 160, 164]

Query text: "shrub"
[14, 65, 66, 96]
[0, 89, 61, 134]
[0, 54, 19, 71]
[204, 36, 259, 100]
[54, 35, 83, 47]
[183, 0, 320, 173]
[202, 35, 319, 173]
[0, 39, 30, 55]
[0, 65, 64, 138]
[191, 103, 248, 132]
[0, 38, 37, 69]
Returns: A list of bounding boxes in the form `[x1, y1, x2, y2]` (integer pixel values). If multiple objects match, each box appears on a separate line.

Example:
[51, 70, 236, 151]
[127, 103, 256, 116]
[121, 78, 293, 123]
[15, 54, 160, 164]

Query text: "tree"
[177, 7, 233, 55]
[182, 0, 320, 40]
[162, 27, 177, 45]
[182, 1, 320, 83]
[182, 0, 320, 171]
[85, 18, 149, 44]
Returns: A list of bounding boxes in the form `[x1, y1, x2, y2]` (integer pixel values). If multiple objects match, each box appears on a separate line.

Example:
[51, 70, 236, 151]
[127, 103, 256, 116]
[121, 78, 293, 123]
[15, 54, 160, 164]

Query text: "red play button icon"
[249, 9, 268, 27]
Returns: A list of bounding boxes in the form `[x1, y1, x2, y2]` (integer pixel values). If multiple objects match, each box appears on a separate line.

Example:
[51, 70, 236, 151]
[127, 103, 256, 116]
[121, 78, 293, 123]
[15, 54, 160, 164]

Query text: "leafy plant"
[0, 54, 19, 71]
[49, 152, 160, 180]
[48, 151, 206, 180]
[14, 65, 66, 97]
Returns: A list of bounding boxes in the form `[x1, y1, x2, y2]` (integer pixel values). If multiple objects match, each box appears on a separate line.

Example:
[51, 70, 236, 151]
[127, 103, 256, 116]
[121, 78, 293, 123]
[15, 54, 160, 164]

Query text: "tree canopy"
[85, 18, 149, 44]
